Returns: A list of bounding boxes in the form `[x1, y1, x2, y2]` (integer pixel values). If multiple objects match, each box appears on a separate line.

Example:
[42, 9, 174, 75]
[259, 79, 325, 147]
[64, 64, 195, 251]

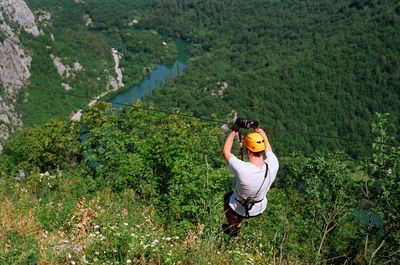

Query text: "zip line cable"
[51, 86, 226, 125]
[268, 128, 394, 145]
[0, 80, 224, 124]
[1, 80, 399, 147]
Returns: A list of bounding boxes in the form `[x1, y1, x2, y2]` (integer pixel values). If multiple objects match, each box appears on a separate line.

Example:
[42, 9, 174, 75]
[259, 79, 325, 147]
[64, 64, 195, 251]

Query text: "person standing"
[222, 119, 279, 236]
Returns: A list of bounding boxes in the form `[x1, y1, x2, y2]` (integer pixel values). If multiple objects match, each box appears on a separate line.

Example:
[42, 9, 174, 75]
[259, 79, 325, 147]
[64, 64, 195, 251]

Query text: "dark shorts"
[224, 190, 263, 219]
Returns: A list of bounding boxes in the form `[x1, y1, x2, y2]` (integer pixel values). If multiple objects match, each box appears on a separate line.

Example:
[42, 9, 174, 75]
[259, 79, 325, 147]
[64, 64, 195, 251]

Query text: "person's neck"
[249, 156, 265, 168]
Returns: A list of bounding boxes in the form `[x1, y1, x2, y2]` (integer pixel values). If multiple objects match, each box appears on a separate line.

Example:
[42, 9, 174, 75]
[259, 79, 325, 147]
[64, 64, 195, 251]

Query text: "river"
[111, 38, 187, 108]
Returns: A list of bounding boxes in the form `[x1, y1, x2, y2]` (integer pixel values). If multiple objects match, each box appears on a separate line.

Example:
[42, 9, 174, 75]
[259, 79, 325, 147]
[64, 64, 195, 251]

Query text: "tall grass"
[0, 173, 303, 265]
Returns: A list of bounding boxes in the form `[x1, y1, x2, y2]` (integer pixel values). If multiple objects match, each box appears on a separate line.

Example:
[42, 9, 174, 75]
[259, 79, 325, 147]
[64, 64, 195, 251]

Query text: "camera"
[236, 118, 259, 129]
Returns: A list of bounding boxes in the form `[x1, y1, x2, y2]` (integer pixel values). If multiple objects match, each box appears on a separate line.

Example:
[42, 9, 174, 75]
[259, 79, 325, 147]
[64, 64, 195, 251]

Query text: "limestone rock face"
[0, 38, 32, 93]
[0, 0, 39, 151]
[50, 54, 83, 78]
[1, 0, 40, 36]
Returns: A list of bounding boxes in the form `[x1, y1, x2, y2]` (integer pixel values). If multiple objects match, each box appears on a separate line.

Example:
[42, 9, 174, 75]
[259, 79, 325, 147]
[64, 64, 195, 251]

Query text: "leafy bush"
[1, 118, 80, 173]
[363, 113, 400, 264]
[79, 102, 227, 221]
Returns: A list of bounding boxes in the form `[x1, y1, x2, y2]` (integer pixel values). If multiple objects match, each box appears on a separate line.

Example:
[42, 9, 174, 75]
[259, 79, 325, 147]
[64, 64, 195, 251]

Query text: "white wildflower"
[151, 239, 159, 247]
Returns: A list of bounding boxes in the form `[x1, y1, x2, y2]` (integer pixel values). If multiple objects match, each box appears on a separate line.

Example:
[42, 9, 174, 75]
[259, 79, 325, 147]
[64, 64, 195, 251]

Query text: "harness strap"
[235, 197, 264, 218]
[235, 197, 264, 204]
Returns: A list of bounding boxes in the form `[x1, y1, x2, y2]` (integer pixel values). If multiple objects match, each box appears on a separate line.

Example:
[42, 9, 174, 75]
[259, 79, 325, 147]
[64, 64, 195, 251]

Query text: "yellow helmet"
[244, 132, 265, 152]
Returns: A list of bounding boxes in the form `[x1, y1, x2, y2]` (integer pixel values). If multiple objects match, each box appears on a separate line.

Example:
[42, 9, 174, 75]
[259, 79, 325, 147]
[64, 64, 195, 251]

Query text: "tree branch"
[379, 248, 400, 258]
[369, 225, 397, 265]
[322, 254, 350, 263]
[369, 239, 385, 265]
[326, 222, 338, 233]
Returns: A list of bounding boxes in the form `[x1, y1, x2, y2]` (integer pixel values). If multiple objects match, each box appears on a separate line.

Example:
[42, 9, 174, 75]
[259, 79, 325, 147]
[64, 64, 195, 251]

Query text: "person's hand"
[255, 128, 267, 137]
[254, 128, 264, 133]
[231, 121, 240, 132]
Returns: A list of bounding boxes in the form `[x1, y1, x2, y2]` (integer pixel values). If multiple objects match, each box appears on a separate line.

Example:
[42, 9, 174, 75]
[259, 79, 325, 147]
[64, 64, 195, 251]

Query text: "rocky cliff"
[0, 0, 39, 152]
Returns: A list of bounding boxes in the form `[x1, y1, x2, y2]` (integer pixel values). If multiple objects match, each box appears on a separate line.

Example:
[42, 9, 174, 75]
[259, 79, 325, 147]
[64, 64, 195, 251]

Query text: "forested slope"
[14, 0, 177, 127]
[140, 0, 400, 157]
[15, 0, 399, 157]
[9, 0, 398, 157]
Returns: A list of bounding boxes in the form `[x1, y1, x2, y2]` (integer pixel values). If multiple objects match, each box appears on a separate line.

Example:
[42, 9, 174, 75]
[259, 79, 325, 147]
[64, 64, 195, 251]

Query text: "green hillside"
[141, 0, 400, 157]
[1, 103, 399, 264]
[17, 0, 177, 126]
[17, 0, 399, 157]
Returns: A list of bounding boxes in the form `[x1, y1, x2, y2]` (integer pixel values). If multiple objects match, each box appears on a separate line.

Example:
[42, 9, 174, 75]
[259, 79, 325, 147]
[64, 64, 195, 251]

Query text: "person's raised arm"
[255, 128, 272, 152]
[256, 127, 279, 173]
[222, 131, 237, 163]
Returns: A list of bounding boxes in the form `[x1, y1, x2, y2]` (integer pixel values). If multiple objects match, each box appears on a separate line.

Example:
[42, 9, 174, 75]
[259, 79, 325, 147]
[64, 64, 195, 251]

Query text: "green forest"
[1, 0, 399, 264]
[142, 0, 400, 158]
[16, 0, 400, 157]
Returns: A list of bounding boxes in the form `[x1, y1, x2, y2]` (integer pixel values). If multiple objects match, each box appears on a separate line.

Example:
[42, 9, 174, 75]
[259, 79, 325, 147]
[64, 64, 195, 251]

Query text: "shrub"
[2, 118, 81, 173]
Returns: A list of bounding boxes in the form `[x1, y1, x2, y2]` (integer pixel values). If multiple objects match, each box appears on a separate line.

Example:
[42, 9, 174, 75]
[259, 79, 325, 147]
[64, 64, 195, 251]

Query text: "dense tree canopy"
[141, 0, 400, 157]
[21, 0, 399, 156]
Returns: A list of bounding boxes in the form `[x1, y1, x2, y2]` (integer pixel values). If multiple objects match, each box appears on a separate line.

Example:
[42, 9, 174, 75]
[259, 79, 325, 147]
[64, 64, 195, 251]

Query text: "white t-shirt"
[228, 150, 279, 217]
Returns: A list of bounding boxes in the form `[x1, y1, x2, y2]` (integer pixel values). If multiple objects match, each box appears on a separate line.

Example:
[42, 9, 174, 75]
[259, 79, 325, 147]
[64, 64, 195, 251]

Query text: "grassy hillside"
[0, 103, 398, 264]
